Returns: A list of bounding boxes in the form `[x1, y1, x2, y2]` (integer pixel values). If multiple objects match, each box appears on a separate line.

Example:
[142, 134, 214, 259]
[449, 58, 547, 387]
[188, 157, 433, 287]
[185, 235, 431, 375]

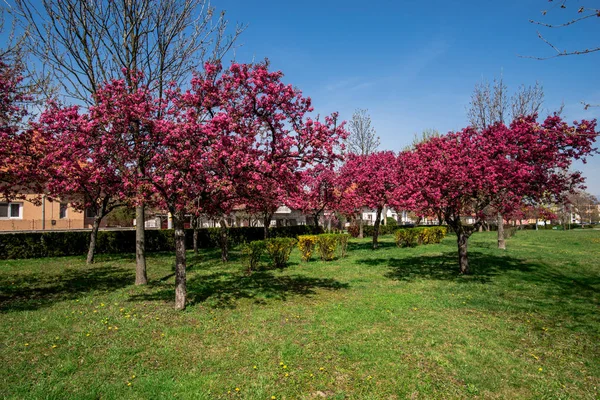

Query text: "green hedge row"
[0, 225, 323, 260]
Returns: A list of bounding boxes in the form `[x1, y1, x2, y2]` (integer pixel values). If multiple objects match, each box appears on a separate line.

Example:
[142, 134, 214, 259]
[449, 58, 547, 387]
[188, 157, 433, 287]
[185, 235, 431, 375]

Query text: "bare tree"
[568, 191, 600, 224]
[404, 128, 440, 151]
[347, 108, 380, 156]
[467, 75, 547, 249]
[10, 0, 245, 287]
[524, 1, 599, 60]
[346, 108, 379, 238]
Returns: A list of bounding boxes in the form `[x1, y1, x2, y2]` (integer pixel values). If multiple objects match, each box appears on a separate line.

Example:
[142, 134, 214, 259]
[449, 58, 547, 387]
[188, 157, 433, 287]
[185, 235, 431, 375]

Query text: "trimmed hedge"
[0, 225, 323, 260]
[394, 226, 448, 248]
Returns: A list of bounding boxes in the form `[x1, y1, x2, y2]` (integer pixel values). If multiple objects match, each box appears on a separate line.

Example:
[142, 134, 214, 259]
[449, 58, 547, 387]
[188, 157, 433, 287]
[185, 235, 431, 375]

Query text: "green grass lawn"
[1, 230, 599, 399]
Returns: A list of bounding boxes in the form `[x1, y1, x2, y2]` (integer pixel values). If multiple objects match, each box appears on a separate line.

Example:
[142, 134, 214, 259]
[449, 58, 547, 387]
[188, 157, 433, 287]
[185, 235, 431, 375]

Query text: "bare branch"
[346, 108, 380, 156]
[11, 0, 246, 104]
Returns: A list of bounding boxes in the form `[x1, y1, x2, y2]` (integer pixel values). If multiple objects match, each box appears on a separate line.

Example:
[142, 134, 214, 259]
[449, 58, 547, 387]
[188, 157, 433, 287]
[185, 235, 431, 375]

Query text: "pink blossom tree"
[34, 103, 127, 264]
[81, 62, 346, 309]
[406, 115, 597, 274]
[338, 151, 404, 249]
[290, 164, 340, 228]
[0, 59, 42, 201]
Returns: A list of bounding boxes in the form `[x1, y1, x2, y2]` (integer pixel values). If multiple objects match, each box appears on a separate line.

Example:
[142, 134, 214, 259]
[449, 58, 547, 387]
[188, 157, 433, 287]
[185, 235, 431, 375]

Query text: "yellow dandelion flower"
[279, 362, 284, 366]
[51, 344, 57, 348]
[24, 343, 29, 346]
[283, 365, 287, 369]
[253, 365, 257, 369]
[127, 382, 132, 386]
[131, 375, 136, 379]
[100, 303, 105, 307]
[284, 373, 289, 377]
[310, 373, 314, 377]
[86, 333, 90, 337]
[235, 387, 240, 391]
[319, 367, 324, 371]
[108, 326, 112, 330]
[539, 367, 543, 372]
[271, 397, 277, 400]
[114, 326, 118, 330]
[93, 310, 98, 313]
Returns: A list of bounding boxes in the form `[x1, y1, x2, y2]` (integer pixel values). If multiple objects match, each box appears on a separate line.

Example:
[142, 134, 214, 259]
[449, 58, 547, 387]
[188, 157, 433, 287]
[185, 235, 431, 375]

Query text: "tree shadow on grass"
[357, 251, 534, 284]
[0, 266, 132, 313]
[130, 270, 349, 309]
[359, 251, 600, 331]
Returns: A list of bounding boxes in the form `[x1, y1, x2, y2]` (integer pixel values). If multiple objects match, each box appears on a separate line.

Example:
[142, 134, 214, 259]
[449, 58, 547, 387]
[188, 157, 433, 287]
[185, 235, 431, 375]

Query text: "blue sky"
[219, 0, 600, 196]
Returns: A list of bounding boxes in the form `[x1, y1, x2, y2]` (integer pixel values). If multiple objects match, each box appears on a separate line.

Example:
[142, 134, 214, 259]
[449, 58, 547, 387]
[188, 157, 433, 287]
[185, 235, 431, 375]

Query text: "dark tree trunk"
[173, 214, 187, 310]
[372, 206, 383, 250]
[457, 229, 470, 274]
[219, 218, 229, 262]
[313, 212, 319, 227]
[192, 216, 199, 255]
[135, 204, 147, 285]
[263, 213, 272, 239]
[497, 213, 506, 250]
[86, 216, 102, 265]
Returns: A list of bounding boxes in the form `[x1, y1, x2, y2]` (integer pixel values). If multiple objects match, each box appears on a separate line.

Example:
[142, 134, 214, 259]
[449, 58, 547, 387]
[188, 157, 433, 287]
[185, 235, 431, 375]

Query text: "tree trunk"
[263, 213, 272, 239]
[497, 213, 506, 250]
[193, 216, 199, 255]
[457, 229, 470, 274]
[219, 218, 229, 262]
[372, 206, 383, 250]
[135, 204, 148, 285]
[358, 215, 364, 239]
[86, 216, 102, 265]
[313, 213, 319, 228]
[535, 217, 539, 231]
[173, 214, 187, 310]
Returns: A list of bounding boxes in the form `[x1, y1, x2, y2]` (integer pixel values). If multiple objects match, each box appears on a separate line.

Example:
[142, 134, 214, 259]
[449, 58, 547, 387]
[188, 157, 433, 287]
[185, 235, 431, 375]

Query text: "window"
[0, 202, 22, 219]
[85, 208, 96, 218]
[59, 203, 68, 219]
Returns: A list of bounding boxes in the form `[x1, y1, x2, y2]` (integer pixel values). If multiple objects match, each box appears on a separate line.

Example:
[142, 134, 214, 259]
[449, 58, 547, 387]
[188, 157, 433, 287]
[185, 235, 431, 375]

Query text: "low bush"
[317, 234, 339, 261]
[395, 226, 447, 247]
[504, 226, 517, 238]
[241, 240, 266, 272]
[417, 226, 447, 244]
[394, 228, 419, 247]
[297, 235, 318, 262]
[265, 237, 297, 269]
[337, 233, 350, 258]
[386, 217, 398, 227]
[347, 224, 360, 238]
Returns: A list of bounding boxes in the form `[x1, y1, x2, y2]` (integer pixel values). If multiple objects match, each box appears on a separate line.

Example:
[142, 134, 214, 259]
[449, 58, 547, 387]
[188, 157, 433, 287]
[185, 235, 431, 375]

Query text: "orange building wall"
[0, 195, 86, 232]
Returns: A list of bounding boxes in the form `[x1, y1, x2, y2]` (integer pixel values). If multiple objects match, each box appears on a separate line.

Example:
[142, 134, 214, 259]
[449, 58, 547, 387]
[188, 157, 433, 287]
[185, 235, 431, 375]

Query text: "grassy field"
[1, 230, 599, 399]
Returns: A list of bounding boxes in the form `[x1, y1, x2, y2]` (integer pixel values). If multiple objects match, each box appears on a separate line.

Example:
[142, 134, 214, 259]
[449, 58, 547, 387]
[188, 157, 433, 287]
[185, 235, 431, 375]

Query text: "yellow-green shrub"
[241, 240, 266, 272]
[394, 228, 418, 247]
[298, 235, 318, 262]
[265, 237, 297, 269]
[337, 233, 350, 258]
[395, 226, 448, 247]
[317, 234, 338, 261]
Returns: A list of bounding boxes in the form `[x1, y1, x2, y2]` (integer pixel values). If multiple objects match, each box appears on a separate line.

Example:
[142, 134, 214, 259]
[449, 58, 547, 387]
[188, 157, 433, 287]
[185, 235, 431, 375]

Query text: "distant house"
[0, 194, 100, 232]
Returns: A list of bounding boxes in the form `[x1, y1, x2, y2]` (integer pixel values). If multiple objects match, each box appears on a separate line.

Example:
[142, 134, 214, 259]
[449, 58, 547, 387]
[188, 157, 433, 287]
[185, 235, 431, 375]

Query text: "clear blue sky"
[219, 0, 600, 196]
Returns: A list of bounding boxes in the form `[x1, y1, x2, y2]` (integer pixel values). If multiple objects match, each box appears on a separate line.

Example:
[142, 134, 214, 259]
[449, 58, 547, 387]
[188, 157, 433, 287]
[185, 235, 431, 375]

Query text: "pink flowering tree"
[338, 151, 404, 249]
[34, 103, 127, 264]
[0, 59, 42, 201]
[82, 62, 346, 310]
[406, 115, 597, 274]
[289, 164, 340, 228]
